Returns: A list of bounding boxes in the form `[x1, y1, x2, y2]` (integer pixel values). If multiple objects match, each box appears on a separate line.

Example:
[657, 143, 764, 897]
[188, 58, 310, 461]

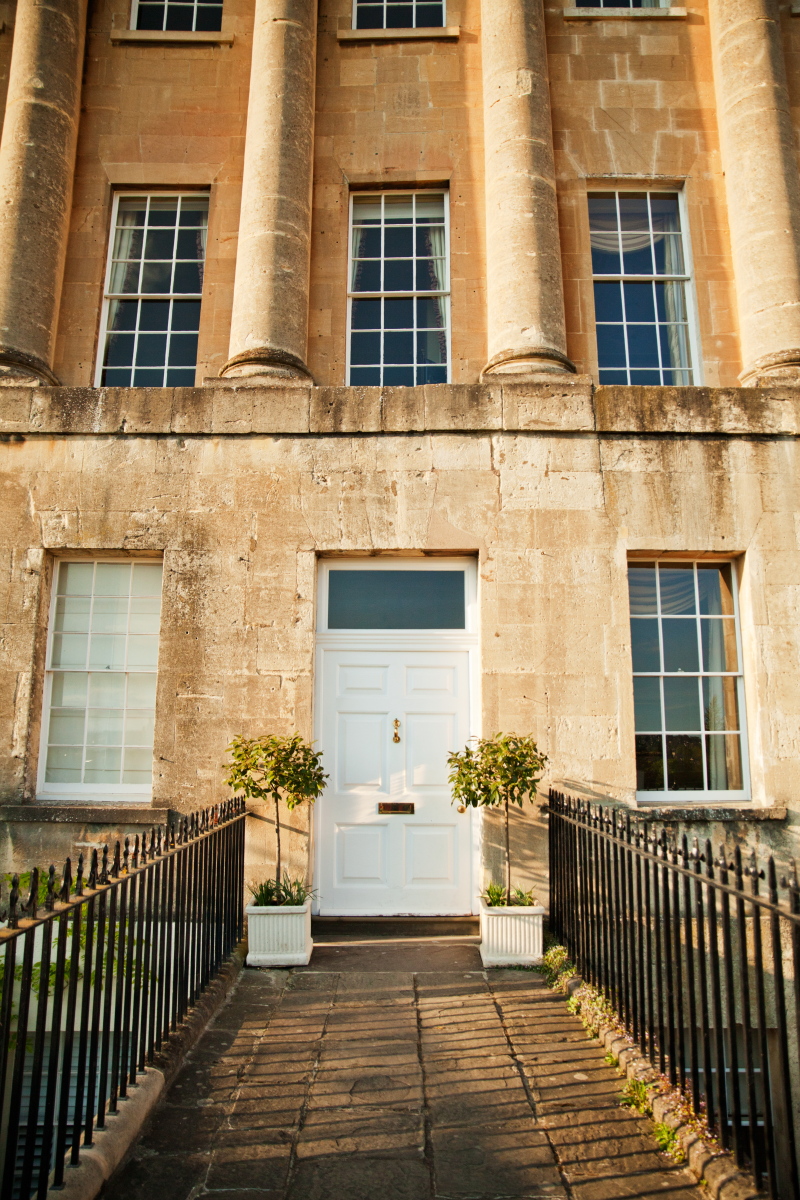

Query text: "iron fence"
[548, 788, 800, 1200]
[0, 798, 246, 1200]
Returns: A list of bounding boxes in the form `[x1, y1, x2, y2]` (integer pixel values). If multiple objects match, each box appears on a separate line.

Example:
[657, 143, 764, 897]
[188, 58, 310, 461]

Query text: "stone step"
[311, 915, 479, 940]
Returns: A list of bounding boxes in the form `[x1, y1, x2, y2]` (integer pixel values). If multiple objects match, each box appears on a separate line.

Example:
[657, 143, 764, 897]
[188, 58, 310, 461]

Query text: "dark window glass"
[628, 561, 746, 795]
[353, 0, 444, 28]
[328, 571, 465, 629]
[589, 190, 692, 385]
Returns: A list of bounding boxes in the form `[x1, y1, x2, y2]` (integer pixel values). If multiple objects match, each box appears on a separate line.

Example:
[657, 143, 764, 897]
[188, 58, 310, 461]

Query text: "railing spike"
[123, 836, 130, 874]
[45, 864, 57, 911]
[61, 857, 72, 902]
[26, 867, 39, 917]
[75, 853, 85, 897]
[8, 873, 19, 928]
[88, 848, 98, 888]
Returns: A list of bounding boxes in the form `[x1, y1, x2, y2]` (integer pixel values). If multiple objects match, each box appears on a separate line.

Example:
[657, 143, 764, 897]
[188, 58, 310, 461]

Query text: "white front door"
[316, 647, 473, 915]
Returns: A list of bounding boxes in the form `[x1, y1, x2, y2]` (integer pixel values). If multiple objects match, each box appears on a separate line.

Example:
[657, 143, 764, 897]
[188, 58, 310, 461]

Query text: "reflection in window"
[98, 194, 208, 387]
[628, 561, 747, 796]
[348, 192, 449, 386]
[576, 1, 667, 8]
[589, 191, 694, 386]
[41, 561, 163, 792]
[133, 0, 222, 30]
[328, 571, 465, 628]
[354, 0, 444, 28]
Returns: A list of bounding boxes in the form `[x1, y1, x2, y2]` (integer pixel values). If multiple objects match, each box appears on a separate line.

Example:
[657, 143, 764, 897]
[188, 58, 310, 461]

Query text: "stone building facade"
[0, 0, 798, 910]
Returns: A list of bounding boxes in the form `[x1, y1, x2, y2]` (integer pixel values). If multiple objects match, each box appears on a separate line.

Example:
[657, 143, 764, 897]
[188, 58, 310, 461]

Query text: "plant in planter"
[448, 733, 547, 966]
[225, 733, 327, 967]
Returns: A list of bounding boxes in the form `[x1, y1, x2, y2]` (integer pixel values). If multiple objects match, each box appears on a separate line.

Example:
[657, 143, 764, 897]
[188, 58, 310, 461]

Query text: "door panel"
[317, 648, 472, 914]
[338, 713, 387, 791]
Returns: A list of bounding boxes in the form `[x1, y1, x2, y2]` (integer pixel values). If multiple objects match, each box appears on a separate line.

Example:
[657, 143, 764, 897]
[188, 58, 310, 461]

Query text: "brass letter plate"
[378, 802, 415, 814]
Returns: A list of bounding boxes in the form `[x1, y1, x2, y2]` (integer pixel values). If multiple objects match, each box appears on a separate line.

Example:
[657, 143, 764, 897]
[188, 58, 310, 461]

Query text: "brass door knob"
[392, 719, 401, 743]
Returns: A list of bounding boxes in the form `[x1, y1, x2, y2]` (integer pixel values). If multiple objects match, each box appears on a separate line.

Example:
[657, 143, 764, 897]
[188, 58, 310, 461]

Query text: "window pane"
[701, 618, 738, 672]
[48, 712, 86, 745]
[59, 562, 94, 595]
[635, 735, 664, 790]
[54, 596, 91, 634]
[51, 672, 88, 707]
[697, 563, 734, 615]
[706, 734, 743, 790]
[328, 571, 465, 629]
[86, 709, 124, 745]
[627, 564, 657, 614]
[630, 618, 660, 672]
[51, 634, 88, 668]
[663, 676, 701, 731]
[703, 676, 739, 731]
[658, 564, 695, 614]
[666, 735, 703, 790]
[633, 677, 661, 731]
[661, 618, 699, 673]
[127, 673, 158, 707]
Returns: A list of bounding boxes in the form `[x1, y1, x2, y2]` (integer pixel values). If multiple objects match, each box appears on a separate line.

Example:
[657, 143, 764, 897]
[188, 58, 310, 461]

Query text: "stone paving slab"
[104, 951, 706, 1200]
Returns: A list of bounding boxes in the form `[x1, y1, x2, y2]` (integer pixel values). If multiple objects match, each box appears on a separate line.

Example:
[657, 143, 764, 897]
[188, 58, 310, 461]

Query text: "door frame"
[312, 557, 482, 915]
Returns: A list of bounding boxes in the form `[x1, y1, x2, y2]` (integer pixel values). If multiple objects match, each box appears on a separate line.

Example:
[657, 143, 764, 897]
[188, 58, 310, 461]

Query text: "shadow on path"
[102, 941, 704, 1200]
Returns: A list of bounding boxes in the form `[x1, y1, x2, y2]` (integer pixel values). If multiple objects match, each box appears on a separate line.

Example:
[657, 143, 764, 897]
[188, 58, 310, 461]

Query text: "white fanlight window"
[38, 560, 163, 802]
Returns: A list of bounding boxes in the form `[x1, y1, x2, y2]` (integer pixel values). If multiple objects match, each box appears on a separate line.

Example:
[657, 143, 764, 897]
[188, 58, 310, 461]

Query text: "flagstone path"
[103, 937, 705, 1200]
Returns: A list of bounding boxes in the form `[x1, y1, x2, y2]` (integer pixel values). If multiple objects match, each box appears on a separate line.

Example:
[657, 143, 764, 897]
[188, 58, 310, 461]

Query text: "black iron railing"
[549, 788, 800, 1200]
[0, 799, 246, 1200]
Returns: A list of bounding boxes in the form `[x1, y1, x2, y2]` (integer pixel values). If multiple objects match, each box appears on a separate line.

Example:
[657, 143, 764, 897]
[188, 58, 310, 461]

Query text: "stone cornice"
[1, 382, 800, 438]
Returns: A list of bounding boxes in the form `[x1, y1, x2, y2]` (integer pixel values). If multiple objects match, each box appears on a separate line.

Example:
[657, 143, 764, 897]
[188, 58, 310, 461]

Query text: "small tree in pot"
[225, 733, 327, 966]
[448, 733, 547, 966]
[225, 732, 328, 888]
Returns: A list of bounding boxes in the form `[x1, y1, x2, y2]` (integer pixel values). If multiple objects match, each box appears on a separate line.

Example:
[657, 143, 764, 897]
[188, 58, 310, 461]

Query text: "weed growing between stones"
[536, 942, 721, 1170]
[653, 1122, 685, 1163]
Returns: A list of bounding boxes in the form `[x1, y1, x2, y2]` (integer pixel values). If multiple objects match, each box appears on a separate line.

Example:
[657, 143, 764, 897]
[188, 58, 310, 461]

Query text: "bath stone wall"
[0, 381, 798, 887]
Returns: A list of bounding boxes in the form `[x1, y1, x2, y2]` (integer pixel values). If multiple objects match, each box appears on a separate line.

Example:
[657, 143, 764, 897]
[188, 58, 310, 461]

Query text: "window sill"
[337, 26, 460, 42]
[563, 7, 687, 19]
[109, 29, 233, 44]
[634, 803, 787, 822]
[1, 803, 174, 824]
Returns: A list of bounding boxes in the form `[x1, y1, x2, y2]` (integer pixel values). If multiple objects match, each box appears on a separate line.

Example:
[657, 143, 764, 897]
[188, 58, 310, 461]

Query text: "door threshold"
[312, 915, 479, 939]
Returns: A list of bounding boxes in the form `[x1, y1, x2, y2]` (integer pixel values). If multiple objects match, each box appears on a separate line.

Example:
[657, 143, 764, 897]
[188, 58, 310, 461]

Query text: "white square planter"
[479, 899, 545, 967]
[245, 897, 312, 967]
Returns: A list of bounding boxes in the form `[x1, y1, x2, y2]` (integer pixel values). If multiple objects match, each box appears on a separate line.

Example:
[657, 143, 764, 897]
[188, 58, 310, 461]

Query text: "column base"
[739, 349, 800, 388]
[216, 348, 314, 387]
[480, 347, 576, 383]
[0, 348, 59, 387]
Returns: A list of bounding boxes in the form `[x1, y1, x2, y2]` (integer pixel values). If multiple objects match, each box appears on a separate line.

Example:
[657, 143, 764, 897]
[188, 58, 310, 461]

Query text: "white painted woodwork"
[317, 648, 472, 914]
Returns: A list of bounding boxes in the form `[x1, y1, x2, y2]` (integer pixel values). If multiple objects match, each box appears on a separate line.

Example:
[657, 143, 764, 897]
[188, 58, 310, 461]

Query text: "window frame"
[572, 1, 671, 9]
[628, 557, 750, 804]
[36, 556, 164, 804]
[345, 189, 452, 387]
[589, 186, 702, 387]
[94, 189, 210, 389]
[129, 0, 223, 31]
[351, 0, 446, 29]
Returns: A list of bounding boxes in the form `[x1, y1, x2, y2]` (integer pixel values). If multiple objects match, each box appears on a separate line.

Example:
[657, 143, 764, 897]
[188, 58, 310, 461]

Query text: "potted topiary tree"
[225, 732, 327, 967]
[448, 733, 547, 967]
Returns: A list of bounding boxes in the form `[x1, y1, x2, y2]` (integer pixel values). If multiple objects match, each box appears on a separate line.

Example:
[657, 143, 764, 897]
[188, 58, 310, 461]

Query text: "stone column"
[480, 0, 573, 379]
[0, 0, 88, 386]
[709, 0, 800, 385]
[220, 0, 317, 384]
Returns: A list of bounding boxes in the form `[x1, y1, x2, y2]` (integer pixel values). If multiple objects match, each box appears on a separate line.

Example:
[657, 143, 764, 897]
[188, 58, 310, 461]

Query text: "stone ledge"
[563, 6, 687, 18]
[337, 25, 459, 40]
[2, 382, 800, 438]
[636, 805, 787, 823]
[109, 28, 234, 43]
[0, 804, 175, 824]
